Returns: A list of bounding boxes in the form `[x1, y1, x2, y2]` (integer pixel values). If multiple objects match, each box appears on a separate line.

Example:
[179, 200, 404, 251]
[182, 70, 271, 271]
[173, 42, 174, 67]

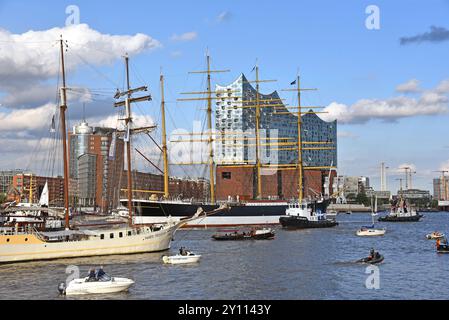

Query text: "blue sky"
[0, 0, 448, 193]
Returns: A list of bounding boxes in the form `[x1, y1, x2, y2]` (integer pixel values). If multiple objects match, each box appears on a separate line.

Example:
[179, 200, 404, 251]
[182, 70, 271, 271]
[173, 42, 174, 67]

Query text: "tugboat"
[378, 197, 423, 222]
[279, 201, 338, 230]
[211, 227, 275, 241]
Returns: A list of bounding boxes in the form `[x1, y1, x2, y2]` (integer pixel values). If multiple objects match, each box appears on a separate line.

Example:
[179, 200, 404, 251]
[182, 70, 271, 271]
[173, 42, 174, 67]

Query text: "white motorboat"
[162, 253, 201, 265]
[59, 276, 134, 296]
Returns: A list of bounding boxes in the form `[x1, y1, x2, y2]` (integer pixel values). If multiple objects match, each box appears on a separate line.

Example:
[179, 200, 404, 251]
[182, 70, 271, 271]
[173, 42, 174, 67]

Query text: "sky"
[0, 0, 448, 193]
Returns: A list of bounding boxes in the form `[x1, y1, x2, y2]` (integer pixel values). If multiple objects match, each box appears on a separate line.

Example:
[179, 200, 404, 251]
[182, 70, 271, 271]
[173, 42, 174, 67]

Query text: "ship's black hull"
[127, 200, 329, 218]
[378, 214, 423, 222]
[123, 199, 329, 227]
[279, 216, 338, 230]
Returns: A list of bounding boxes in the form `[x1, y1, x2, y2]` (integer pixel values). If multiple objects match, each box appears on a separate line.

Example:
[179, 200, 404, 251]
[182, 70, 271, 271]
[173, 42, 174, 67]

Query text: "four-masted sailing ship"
[121, 55, 335, 228]
[0, 39, 224, 264]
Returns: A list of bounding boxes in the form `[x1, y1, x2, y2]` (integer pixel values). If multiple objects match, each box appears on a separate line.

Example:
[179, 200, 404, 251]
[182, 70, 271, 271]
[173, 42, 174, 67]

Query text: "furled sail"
[39, 181, 49, 207]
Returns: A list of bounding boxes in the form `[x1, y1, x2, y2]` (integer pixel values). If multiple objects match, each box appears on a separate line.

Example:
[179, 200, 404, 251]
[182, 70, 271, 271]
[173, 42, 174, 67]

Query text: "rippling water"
[1, 212, 448, 300]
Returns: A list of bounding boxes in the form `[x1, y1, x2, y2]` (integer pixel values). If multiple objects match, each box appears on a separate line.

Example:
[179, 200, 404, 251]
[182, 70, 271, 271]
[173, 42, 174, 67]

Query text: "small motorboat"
[58, 274, 134, 296]
[357, 254, 384, 265]
[427, 232, 445, 240]
[162, 247, 201, 264]
[357, 249, 384, 265]
[162, 254, 201, 265]
[212, 228, 275, 241]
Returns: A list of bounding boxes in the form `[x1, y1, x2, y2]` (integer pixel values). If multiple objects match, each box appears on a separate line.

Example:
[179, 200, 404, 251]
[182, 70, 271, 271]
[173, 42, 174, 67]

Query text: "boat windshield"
[98, 273, 112, 282]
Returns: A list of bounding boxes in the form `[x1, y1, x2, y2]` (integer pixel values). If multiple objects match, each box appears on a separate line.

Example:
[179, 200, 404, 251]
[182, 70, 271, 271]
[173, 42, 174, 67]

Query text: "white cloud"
[0, 24, 161, 171]
[321, 80, 449, 124]
[436, 79, 449, 94]
[93, 113, 155, 130]
[0, 24, 161, 87]
[170, 32, 198, 42]
[396, 79, 421, 93]
[217, 11, 232, 23]
[0, 103, 55, 132]
[1, 85, 56, 109]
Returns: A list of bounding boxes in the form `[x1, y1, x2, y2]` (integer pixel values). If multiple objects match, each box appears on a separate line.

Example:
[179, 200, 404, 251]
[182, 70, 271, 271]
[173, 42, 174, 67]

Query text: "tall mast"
[114, 55, 153, 227]
[281, 76, 321, 202]
[177, 54, 230, 203]
[125, 55, 133, 227]
[59, 37, 70, 230]
[206, 55, 216, 203]
[255, 66, 263, 199]
[246, 65, 277, 199]
[160, 72, 169, 199]
[296, 76, 304, 203]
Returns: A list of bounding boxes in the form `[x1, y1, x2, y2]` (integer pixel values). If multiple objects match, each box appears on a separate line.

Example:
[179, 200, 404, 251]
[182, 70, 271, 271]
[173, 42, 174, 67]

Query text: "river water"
[1, 212, 448, 300]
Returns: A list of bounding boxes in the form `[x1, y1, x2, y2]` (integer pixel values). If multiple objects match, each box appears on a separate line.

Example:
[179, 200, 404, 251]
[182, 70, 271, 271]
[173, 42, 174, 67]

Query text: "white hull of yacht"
[356, 229, 386, 237]
[0, 226, 176, 264]
[162, 254, 201, 264]
[64, 277, 135, 295]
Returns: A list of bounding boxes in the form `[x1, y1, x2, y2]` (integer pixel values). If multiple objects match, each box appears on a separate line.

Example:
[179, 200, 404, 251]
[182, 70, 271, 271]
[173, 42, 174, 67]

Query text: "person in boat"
[87, 268, 97, 282]
[179, 247, 188, 256]
[96, 266, 106, 280]
[369, 248, 375, 259]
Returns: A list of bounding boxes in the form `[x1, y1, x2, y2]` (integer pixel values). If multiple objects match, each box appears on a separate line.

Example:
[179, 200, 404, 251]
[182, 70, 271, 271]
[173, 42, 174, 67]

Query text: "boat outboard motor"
[58, 282, 67, 295]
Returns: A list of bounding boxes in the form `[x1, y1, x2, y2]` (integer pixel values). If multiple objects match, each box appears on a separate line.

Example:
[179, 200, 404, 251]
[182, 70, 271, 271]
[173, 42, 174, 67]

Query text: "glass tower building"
[215, 74, 337, 168]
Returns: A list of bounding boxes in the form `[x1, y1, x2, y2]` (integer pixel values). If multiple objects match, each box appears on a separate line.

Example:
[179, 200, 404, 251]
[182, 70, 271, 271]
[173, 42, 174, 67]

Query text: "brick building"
[216, 166, 335, 201]
[7, 173, 64, 206]
[68, 122, 124, 211]
[121, 171, 210, 201]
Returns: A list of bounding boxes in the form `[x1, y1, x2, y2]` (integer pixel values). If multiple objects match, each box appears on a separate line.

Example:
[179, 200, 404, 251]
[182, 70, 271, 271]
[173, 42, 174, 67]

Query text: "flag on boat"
[109, 132, 117, 160]
[50, 115, 56, 133]
[291, 80, 297, 86]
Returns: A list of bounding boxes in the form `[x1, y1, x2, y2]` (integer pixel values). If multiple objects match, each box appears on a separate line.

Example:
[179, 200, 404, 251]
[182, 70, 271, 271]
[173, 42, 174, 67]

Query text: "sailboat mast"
[296, 76, 304, 203]
[255, 66, 262, 199]
[124, 55, 134, 227]
[206, 55, 216, 203]
[160, 73, 170, 199]
[59, 38, 70, 230]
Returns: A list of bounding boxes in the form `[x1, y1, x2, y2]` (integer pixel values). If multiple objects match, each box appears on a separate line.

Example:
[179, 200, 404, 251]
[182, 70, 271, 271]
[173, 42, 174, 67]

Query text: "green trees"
[355, 192, 371, 207]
